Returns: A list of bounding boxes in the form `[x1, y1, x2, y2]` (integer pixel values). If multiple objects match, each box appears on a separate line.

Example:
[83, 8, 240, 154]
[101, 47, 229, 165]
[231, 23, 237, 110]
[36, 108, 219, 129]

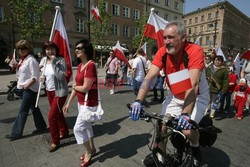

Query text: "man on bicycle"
[130, 21, 210, 166]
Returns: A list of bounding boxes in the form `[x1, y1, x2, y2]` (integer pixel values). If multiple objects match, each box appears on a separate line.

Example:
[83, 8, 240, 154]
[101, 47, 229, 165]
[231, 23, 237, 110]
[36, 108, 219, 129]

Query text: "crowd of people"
[4, 20, 250, 167]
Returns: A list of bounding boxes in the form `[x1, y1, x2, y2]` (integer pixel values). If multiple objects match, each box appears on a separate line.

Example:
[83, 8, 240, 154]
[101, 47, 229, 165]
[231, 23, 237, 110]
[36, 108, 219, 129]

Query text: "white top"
[44, 64, 55, 91]
[16, 55, 40, 92]
[133, 55, 146, 82]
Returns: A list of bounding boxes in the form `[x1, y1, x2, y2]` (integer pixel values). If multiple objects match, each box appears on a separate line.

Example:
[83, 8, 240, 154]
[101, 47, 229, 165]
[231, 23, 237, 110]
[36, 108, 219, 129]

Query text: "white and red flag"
[52, 12, 73, 82]
[167, 69, 192, 95]
[234, 52, 241, 76]
[144, 8, 168, 48]
[140, 42, 147, 57]
[241, 50, 250, 60]
[9, 49, 17, 72]
[91, 6, 103, 22]
[114, 41, 132, 69]
[215, 46, 226, 61]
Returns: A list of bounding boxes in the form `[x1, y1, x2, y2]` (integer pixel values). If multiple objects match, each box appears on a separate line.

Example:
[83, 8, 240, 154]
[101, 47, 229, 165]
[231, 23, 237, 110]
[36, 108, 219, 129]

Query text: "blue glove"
[176, 114, 192, 130]
[129, 101, 142, 121]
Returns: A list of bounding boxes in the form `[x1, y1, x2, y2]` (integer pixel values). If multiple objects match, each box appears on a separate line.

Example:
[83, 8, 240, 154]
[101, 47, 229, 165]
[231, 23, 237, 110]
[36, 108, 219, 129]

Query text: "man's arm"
[136, 64, 160, 101]
[182, 69, 202, 115]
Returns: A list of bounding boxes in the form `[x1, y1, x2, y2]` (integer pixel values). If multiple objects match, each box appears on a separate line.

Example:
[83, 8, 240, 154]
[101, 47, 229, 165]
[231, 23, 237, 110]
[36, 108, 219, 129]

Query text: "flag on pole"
[234, 53, 241, 76]
[167, 69, 192, 95]
[9, 49, 17, 72]
[241, 50, 250, 60]
[91, 6, 103, 22]
[113, 41, 132, 69]
[52, 12, 73, 82]
[140, 42, 147, 57]
[195, 36, 201, 45]
[144, 8, 168, 49]
[215, 46, 226, 61]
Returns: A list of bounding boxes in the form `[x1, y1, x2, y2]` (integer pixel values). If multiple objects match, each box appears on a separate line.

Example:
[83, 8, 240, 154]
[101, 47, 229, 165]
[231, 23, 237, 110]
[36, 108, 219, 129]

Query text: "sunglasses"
[75, 46, 84, 50]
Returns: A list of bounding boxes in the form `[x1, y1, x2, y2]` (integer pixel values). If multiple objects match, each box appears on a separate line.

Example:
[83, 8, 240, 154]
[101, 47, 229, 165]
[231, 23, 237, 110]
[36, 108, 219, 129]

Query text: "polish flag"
[113, 41, 132, 69]
[241, 50, 250, 60]
[52, 12, 73, 82]
[140, 42, 147, 57]
[234, 53, 241, 76]
[167, 69, 192, 95]
[91, 6, 103, 22]
[215, 46, 226, 61]
[144, 8, 168, 48]
[9, 49, 17, 72]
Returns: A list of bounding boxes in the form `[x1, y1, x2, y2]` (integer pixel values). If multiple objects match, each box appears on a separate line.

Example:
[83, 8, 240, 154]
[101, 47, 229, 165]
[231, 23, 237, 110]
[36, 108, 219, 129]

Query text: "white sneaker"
[110, 90, 114, 94]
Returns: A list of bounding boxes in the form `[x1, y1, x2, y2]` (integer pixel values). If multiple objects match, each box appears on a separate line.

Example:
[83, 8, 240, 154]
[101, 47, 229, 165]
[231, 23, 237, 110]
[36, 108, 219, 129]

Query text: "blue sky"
[184, 0, 250, 17]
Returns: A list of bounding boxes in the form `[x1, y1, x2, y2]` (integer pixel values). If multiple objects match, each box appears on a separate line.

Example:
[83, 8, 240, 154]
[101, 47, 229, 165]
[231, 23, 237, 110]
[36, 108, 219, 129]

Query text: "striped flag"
[9, 49, 17, 72]
[114, 41, 132, 69]
[91, 6, 103, 22]
[141, 42, 147, 57]
[234, 53, 241, 76]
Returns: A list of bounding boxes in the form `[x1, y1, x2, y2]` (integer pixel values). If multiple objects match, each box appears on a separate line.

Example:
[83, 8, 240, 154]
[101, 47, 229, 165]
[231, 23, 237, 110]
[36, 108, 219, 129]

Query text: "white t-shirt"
[133, 56, 146, 82]
[44, 64, 55, 91]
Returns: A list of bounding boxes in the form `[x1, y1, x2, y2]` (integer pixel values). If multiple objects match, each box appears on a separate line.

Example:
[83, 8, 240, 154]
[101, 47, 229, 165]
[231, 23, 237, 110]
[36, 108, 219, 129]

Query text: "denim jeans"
[133, 78, 142, 96]
[11, 89, 47, 137]
[220, 92, 232, 111]
[153, 76, 165, 100]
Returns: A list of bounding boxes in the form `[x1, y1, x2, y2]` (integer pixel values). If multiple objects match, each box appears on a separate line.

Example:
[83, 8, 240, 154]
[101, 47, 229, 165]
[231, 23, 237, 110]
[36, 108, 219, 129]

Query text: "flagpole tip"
[55, 6, 61, 11]
[151, 8, 155, 11]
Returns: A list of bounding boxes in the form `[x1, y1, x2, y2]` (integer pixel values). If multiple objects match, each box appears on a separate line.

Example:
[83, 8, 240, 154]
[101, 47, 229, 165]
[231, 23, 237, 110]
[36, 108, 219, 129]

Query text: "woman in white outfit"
[63, 39, 97, 167]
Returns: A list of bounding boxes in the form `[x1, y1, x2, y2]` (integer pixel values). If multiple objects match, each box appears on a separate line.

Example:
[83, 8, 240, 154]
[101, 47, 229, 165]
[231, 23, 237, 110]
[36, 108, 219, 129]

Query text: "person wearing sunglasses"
[5, 39, 47, 141]
[42, 41, 69, 152]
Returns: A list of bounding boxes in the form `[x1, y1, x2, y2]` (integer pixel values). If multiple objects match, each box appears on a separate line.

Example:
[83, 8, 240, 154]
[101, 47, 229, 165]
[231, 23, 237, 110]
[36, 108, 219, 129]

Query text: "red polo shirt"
[75, 61, 98, 106]
[152, 42, 204, 99]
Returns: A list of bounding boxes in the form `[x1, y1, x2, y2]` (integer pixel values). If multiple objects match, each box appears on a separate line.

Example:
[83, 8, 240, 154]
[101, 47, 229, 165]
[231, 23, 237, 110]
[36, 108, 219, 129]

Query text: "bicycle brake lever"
[173, 129, 186, 139]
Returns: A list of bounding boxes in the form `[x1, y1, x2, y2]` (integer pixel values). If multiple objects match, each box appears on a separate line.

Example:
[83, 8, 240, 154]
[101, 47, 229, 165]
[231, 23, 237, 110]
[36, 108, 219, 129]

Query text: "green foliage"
[9, 0, 49, 43]
[132, 12, 154, 50]
[89, 0, 111, 49]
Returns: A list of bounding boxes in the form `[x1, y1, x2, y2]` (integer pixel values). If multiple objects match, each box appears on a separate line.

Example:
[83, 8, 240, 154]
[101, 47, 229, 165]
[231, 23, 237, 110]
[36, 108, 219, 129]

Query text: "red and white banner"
[53, 12, 73, 82]
[234, 52, 241, 76]
[9, 49, 17, 72]
[215, 46, 226, 61]
[91, 6, 103, 22]
[241, 50, 250, 60]
[167, 69, 192, 95]
[114, 41, 132, 69]
[141, 42, 147, 57]
[144, 8, 168, 48]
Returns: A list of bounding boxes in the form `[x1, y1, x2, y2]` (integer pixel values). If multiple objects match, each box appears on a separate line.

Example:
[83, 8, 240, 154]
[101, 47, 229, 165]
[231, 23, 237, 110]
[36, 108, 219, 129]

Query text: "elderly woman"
[42, 41, 69, 152]
[5, 40, 47, 141]
[63, 39, 97, 167]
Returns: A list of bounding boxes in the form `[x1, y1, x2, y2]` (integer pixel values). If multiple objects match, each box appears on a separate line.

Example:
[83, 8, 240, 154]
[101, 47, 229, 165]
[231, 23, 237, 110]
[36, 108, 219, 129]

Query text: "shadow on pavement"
[202, 147, 230, 166]
[0, 117, 16, 124]
[96, 133, 151, 162]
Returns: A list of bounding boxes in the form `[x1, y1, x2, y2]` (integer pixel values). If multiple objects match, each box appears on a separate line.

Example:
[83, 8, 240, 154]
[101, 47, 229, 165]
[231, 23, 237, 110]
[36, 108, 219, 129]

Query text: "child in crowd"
[233, 78, 250, 120]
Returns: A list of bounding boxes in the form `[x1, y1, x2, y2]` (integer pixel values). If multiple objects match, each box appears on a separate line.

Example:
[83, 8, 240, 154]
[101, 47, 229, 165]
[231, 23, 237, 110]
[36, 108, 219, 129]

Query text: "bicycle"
[127, 104, 222, 167]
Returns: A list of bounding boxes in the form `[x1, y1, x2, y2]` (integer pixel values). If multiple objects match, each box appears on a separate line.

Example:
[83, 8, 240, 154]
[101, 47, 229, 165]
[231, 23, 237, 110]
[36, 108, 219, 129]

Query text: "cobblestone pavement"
[0, 68, 250, 167]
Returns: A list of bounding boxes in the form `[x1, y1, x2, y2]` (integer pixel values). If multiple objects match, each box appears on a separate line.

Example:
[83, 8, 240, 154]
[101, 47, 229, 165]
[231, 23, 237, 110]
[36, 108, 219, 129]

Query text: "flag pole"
[35, 6, 61, 107]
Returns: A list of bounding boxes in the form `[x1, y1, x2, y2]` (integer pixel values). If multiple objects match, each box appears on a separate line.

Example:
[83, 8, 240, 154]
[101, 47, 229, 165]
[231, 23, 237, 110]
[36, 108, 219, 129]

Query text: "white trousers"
[73, 103, 96, 144]
[161, 92, 210, 123]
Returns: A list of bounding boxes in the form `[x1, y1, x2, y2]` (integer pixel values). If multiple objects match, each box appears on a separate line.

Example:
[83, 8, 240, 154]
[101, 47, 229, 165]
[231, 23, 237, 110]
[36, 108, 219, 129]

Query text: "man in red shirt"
[129, 21, 210, 166]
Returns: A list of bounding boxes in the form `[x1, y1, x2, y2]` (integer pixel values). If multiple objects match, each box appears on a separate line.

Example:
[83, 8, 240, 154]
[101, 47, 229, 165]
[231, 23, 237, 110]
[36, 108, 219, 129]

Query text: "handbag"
[81, 63, 104, 122]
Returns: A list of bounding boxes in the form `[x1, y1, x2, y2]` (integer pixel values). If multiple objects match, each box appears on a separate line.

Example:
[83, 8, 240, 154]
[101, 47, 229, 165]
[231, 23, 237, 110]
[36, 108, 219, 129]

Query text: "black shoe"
[5, 134, 21, 141]
[192, 146, 202, 167]
[32, 128, 47, 134]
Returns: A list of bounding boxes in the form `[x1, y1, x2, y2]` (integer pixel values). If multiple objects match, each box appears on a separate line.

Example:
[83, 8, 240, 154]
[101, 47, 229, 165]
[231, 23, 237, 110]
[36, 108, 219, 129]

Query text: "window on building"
[215, 11, 219, 18]
[200, 37, 203, 45]
[208, 13, 211, 20]
[112, 23, 119, 36]
[206, 36, 210, 45]
[164, 13, 169, 21]
[52, 0, 62, 3]
[112, 4, 120, 16]
[104, 2, 108, 12]
[0, 6, 4, 22]
[76, 0, 84, 8]
[189, 19, 192, 24]
[207, 24, 212, 31]
[174, 2, 179, 10]
[123, 25, 130, 37]
[194, 27, 197, 33]
[165, 0, 170, 6]
[195, 17, 198, 23]
[200, 25, 204, 32]
[201, 15, 204, 21]
[184, 20, 187, 25]
[76, 18, 84, 33]
[155, 0, 159, 3]
[194, 38, 196, 43]
[188, 28, 192, 34]
[174, 16, 178, 20]
[133, 9, 140, 19]
[123, 7, 130, 18]
[133, 27, 140, 36]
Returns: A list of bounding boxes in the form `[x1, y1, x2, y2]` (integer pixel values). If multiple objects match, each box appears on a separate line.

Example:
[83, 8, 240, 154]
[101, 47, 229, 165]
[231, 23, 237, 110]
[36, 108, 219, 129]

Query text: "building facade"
[183, 1, 250, 57]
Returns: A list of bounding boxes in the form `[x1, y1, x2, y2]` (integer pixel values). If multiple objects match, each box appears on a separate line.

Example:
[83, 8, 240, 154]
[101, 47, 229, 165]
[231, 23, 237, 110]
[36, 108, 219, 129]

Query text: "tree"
[9, 0, 49, 43]
[90, 0, 111, 67]
[132, 12, 153, 51]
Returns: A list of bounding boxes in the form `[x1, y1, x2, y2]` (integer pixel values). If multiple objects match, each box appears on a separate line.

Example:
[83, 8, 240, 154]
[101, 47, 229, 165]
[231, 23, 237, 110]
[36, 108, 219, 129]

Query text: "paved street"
[0, 68, 250, 167]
